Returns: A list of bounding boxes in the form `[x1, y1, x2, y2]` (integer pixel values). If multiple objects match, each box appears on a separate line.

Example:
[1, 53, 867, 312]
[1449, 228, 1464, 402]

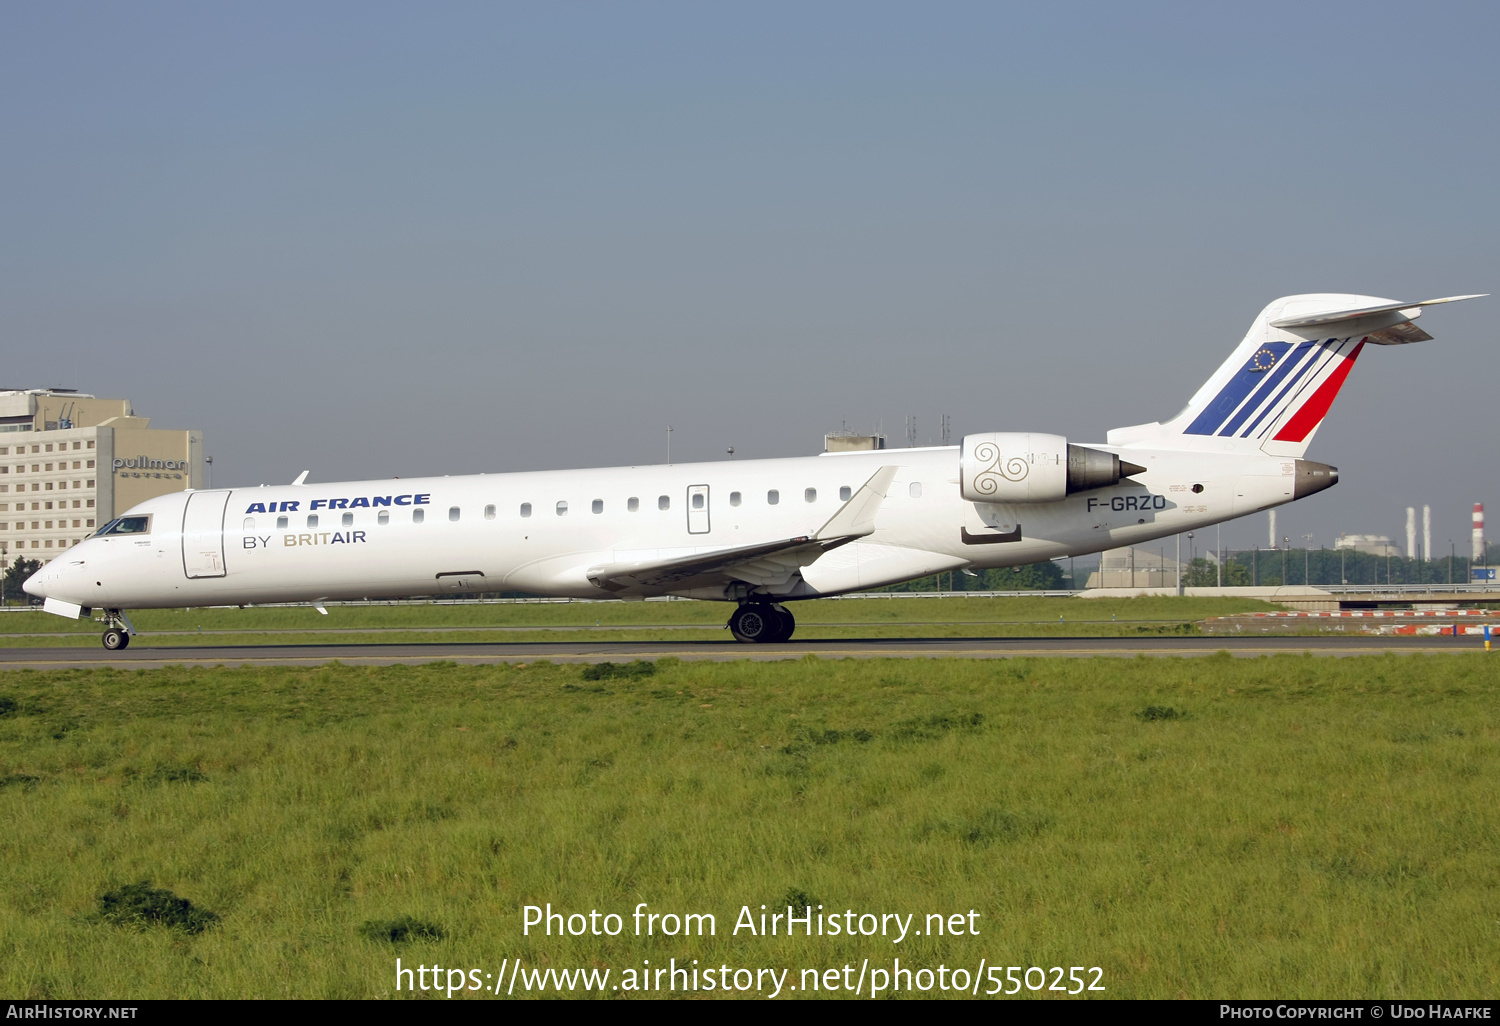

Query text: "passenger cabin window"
[839, 486, 852, 501]
[307, 514, 319, 529]
[556, 501, 568, 516]
[909, 482, 923, 498]
[277, 516, 289, 530]
[628, 497, 639, 512]
[413, 508, 425, 524]
[730, 491, 741, 506]
[692, 493, 704, 509]
[767, 489, 779, 505]
[484, 504, 496, 520]
[520, 503, 532, 518]
[377, 510, 390, 525]
[243, 517, 255, 531]
[592, 499, 603, 514]
[342, 512, 354, 527]
[805, 488, 817, 503]
[658, 495, 670, 510]
[449, 506, 461, 521]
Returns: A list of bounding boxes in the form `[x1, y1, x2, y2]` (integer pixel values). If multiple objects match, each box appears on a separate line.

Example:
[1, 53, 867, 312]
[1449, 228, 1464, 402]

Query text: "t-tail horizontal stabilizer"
[1269, 294, 1486, 332]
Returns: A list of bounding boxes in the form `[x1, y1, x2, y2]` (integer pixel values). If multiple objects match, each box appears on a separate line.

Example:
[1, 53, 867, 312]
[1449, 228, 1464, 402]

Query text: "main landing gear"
[727, 603, 795, 644]
[100, 609, 133, 651]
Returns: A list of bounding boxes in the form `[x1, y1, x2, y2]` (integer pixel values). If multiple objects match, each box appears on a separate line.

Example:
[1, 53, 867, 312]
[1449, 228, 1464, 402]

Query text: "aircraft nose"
[21, 569, 48, 599]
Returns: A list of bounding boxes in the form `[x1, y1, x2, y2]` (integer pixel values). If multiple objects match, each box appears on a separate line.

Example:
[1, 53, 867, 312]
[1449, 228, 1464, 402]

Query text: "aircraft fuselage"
[26, 444, 1320, 611]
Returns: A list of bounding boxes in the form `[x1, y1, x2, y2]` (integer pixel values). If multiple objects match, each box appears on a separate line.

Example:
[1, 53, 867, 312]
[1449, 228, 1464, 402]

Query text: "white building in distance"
[1334, 534, 1401, 558]
[1, 389, 204, 571]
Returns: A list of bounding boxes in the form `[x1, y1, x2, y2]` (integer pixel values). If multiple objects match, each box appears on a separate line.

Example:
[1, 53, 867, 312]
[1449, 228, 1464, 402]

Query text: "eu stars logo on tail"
[1249, 346, 1280, 372]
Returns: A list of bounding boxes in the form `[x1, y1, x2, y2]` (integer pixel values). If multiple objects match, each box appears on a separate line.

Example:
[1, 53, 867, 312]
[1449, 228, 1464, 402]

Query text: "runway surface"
[0, 634, 1489, 669]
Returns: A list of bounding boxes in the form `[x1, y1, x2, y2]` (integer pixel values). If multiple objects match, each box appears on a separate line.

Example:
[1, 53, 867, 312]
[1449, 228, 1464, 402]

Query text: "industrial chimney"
[1475, 504, 1486, 562]
[1406, 507, 1416, 564]
[1423, 505, 1431, 563]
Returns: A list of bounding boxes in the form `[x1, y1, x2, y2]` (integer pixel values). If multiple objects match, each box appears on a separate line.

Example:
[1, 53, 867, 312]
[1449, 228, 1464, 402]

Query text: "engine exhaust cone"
[1293, 460, 1338, 499]
[1120, 460, 1148, 477]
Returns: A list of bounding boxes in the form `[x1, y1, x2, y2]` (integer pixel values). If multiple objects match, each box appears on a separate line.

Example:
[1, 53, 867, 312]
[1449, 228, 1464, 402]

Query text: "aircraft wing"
[586, 465, 898, 594]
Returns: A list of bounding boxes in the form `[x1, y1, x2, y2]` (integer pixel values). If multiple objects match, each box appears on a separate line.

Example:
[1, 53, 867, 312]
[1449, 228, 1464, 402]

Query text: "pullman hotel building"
[0, 389, 204, 572]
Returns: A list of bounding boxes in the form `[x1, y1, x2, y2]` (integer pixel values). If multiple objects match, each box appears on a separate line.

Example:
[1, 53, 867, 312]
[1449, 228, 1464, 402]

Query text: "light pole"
[1281, 536, 1288, 586]
[1303, 534, 1313, 586]
[1188, 531, 1195, 586]
[1216, 523, 1222, 588]
[1450, 541, 1454, 585]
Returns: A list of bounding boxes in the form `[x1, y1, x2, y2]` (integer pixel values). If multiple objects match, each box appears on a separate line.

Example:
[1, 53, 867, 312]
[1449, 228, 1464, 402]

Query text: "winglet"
[292, 470, 310, 486]
[814, 465, 898, 541]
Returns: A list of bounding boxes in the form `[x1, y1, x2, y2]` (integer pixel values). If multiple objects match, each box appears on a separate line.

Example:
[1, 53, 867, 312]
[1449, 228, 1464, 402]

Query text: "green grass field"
[0, 595, 1284, 647]
[1, 653, 1496, 998]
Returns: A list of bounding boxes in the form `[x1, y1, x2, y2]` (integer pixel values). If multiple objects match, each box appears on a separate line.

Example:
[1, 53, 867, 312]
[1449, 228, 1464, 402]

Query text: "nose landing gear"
[99, 609, 134, 651]
[727, 603, 795, 644]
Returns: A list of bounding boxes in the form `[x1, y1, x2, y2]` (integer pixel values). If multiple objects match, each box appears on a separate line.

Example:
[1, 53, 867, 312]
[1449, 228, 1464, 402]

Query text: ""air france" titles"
[243, 494, 431, 514]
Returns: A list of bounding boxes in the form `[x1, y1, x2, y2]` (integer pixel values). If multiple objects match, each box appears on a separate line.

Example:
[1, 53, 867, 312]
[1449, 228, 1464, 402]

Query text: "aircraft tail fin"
[1107, 292, 1484, 459]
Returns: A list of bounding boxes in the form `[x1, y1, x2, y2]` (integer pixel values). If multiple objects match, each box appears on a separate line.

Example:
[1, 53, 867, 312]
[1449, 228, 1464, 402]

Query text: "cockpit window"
[101, 515, 152, 536]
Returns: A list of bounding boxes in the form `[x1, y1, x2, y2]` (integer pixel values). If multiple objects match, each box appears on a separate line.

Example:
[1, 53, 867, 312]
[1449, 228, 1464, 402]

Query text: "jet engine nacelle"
[959, 432, 1145, 503]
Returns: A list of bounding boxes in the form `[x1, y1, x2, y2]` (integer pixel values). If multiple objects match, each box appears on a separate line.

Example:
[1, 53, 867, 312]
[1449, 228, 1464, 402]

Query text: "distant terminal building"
[824, 432, 886, 453]
[1086, 546, 1182, 588]
[0, 389, 204, 571]
[1334, 533, 1401, 558]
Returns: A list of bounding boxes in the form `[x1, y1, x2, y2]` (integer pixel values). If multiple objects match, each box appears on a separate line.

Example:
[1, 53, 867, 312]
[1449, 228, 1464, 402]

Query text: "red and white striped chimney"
[1474, 503, 1486, 562]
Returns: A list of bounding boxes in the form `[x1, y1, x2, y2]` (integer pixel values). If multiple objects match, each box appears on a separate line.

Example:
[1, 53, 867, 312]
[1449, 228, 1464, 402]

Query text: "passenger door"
[182, 490, 230, 578]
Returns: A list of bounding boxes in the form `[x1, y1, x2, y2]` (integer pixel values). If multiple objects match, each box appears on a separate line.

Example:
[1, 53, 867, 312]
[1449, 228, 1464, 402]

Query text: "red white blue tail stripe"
[1184, 337, 1364, 443]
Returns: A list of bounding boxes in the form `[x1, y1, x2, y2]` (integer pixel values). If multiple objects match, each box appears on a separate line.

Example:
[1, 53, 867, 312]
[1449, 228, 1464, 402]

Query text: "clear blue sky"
[3, 1, 1496, 553]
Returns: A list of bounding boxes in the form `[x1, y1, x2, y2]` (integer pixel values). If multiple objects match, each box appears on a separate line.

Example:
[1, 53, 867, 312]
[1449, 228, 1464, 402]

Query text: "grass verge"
[0, 653, 1494, 998]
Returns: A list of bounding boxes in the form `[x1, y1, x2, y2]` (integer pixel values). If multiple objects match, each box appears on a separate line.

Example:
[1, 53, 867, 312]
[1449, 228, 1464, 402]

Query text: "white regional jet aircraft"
[24, 292, 1483, 650]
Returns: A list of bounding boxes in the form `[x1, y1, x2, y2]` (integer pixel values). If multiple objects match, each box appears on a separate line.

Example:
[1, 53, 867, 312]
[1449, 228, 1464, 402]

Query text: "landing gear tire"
[728, 604, 796, 644]
[102, 628, 130, 651]
[729, 605, 776, 643]
[767, 605, 796, 643]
